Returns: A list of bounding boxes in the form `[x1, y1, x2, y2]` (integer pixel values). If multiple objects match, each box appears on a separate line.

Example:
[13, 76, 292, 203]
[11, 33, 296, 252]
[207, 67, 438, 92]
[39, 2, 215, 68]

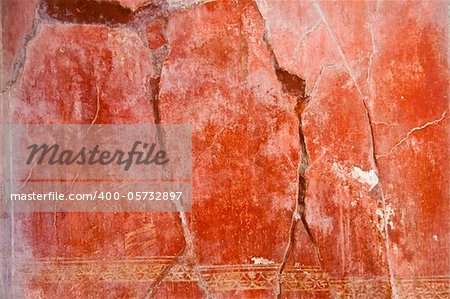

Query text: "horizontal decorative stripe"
[16, 258, 450, 296]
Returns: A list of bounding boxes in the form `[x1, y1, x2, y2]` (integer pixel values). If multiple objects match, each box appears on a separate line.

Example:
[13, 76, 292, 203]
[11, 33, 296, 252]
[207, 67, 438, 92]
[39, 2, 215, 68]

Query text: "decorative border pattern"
[16, 258, 450, 296]
[329, 279, 391, 298]
[329, 277, 450, 298]
[396, 277, 450, 299]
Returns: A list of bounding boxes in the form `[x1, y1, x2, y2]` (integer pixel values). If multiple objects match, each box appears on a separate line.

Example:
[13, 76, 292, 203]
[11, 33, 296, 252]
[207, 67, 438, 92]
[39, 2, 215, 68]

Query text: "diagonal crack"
[143, 246, 186, 299]
[377, 111, 447, 159]
[290, 18, 323, 69]
[311, 0, 366, 99]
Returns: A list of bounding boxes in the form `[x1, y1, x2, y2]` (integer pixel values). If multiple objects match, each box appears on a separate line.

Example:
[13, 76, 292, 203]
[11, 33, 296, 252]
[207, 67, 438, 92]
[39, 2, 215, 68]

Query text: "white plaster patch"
[331, 162, 347, 180]
[388, 220, 394, 229]
[350, 167, 379, 191]
[433, 235, 438, 241]
[393, 244, 399, 255]
[376, 205, 395, 232]
[251, 257, 275, 265]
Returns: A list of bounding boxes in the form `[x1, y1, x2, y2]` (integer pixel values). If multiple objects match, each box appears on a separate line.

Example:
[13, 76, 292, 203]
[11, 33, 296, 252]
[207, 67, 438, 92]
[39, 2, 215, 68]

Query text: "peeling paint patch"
[350, 167, 379, 191]
[376, 205, 395, 232]
[251, 257, 275, 265]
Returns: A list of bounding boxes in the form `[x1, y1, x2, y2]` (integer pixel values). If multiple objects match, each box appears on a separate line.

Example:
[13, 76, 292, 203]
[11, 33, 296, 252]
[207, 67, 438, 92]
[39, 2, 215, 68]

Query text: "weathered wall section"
[2, 0, 448, 298]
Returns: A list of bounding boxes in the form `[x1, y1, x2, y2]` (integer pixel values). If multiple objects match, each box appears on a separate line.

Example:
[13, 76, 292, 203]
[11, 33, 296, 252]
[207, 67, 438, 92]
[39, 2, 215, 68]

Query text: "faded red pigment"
[1, 0, 448, 298]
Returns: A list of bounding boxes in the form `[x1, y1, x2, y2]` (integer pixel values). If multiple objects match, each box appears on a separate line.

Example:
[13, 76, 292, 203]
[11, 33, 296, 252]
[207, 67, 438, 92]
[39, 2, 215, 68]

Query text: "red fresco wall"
[1, 0, 448, 298]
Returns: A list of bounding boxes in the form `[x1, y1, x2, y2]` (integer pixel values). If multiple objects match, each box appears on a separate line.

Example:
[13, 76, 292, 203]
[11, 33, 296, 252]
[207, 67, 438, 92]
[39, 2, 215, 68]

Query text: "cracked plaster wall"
[1, 0, 448, 298]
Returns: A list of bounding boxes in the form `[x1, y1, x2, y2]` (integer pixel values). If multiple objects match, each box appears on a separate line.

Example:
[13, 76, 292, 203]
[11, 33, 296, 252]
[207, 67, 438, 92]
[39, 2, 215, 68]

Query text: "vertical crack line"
[311, 0, 378, 174]
[168, 0, 217, 12]
[295, 88, 327, 282]
[311, 1, 398, 297]
[276, 179, 300, 296]
[1, 5, 42, 94]
[297, 119, 325, 270]
[367, 0, 380, 96]
[308, 63, 339, 99]
[145, 29, 212, 299]
[379, 188, 399, 298]
[87, 84, 101, 132]
[253, 2, 327, 297]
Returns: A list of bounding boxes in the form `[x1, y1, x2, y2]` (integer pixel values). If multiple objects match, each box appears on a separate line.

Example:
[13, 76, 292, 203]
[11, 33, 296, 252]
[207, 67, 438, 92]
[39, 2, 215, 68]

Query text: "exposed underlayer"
[2, 0, 449, 298]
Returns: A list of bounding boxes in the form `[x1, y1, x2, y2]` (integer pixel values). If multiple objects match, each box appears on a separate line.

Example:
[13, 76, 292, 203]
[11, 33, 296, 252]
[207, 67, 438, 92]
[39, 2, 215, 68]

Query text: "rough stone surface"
[2, 0, 449, 298]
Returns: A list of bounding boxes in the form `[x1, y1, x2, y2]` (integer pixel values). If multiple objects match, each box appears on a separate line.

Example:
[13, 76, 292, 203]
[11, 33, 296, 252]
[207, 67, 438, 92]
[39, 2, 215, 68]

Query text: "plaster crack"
[1, 9, 42, 94]
[308, 63, 340, 98]
[290, 18, 323, 68]
[311, 2, 399, 297]
[254, 3, 327, 297]
[145, 28, 213, 298]
[311, 0, 365, 99]
[144, 247, 186, 299]
[299, 18, 322, 47]
[88, 84, 101, 131]
[367, 0, 380, 95]
[16, 161, 38, 191]
[377, 111, 447, 159]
